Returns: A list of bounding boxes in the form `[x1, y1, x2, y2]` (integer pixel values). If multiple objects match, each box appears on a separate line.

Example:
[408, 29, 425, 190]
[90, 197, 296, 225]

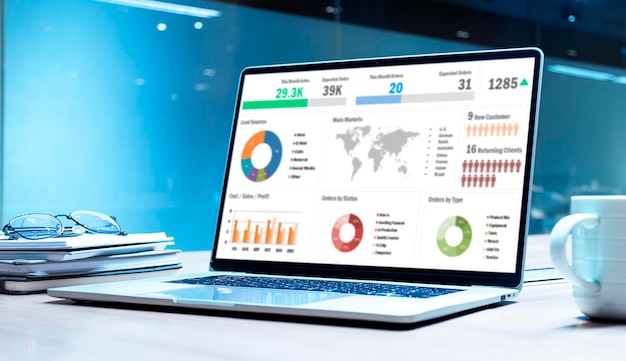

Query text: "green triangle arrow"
[520, 78, 529, 86]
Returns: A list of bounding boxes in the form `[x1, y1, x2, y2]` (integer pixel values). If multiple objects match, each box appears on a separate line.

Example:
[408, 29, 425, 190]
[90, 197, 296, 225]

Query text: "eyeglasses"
[2, 211, 126, 240]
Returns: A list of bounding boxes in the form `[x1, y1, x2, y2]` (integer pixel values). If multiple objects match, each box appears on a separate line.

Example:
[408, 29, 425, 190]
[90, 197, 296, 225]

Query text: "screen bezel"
[210, 47, 543, 289]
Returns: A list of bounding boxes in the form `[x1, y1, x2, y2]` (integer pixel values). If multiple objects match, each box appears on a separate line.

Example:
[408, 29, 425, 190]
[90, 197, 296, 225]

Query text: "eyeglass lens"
[69, 211, 121, 234]
[8, 214, 63, 240]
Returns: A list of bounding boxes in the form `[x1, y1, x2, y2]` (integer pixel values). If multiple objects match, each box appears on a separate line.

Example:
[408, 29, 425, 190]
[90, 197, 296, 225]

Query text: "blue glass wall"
[4, 0, 626, 249]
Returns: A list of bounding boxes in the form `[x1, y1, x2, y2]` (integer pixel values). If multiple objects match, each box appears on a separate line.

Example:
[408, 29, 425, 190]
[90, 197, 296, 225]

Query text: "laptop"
[48, 47, 544, 324]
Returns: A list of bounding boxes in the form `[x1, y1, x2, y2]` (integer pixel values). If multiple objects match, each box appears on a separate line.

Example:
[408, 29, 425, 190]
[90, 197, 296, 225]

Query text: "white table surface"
[2, 235, 625, 361]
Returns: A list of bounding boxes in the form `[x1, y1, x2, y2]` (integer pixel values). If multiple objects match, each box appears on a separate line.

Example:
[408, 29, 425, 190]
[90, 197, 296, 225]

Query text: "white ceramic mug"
[550, 195, 626, 321]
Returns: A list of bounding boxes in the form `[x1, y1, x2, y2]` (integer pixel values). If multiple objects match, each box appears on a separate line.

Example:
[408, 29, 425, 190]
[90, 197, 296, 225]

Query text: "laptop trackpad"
[145, 285, 349, 306]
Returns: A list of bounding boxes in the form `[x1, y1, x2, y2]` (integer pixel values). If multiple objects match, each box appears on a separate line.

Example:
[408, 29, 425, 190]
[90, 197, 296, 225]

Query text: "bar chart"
[229, 211, 300, 247]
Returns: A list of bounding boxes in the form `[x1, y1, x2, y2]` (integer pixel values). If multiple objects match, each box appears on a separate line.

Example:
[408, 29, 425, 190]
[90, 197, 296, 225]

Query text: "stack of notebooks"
[0, 232, 181, 294]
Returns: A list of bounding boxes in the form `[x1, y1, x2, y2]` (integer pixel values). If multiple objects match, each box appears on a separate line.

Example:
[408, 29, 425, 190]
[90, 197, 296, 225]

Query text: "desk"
[2, 240, 625, 361]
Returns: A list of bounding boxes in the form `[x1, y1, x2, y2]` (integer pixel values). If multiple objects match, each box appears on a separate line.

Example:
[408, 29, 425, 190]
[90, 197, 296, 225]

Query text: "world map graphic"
[335, 126, 419, 180]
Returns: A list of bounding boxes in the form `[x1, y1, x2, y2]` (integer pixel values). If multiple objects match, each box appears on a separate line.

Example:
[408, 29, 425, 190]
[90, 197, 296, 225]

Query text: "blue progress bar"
[356, 92, 475, 105]
[355, 95, 402, 105]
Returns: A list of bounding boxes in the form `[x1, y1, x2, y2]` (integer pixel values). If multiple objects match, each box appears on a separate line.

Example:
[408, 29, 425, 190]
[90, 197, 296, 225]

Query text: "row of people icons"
[462, 159, 522, 173]
[461, 174, 498, 188]
[466, 123, 520, 137]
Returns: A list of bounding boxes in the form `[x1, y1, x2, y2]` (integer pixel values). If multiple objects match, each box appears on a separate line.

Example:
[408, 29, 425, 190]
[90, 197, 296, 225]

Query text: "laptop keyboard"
[168, 275, 463, 299]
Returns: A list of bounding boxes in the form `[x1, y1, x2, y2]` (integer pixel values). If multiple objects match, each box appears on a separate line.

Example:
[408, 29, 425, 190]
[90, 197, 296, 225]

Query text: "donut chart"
[437, 216, 472, 257]
[241, 130, 282, 182]
[331, 214, 364, 252]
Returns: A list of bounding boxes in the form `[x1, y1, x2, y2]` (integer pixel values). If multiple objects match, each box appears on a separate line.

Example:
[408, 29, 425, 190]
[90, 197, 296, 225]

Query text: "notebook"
[48, 47, 544, 325]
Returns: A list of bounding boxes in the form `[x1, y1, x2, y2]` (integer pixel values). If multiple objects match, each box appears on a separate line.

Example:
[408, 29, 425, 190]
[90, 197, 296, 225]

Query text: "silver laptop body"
[49, 47, 544, 324]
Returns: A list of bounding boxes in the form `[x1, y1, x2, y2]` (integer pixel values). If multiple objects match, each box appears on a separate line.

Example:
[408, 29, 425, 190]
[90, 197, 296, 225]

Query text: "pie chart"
[241, 130, 282, 182]
[331, 214, 364, 252]
[436, 216, 472, 257]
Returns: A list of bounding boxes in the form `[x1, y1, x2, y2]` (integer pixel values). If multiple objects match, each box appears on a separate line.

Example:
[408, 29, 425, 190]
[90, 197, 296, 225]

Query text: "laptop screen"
[212, 48, 543, 286]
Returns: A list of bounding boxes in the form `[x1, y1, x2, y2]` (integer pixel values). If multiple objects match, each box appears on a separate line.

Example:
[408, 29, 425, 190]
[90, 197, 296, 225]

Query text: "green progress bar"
[242, 99, 308, 110]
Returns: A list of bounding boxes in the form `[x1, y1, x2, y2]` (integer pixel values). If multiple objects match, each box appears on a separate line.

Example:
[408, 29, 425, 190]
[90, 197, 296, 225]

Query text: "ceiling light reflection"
[547, 64, 626, 85]
[94, 0, 221, 18]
